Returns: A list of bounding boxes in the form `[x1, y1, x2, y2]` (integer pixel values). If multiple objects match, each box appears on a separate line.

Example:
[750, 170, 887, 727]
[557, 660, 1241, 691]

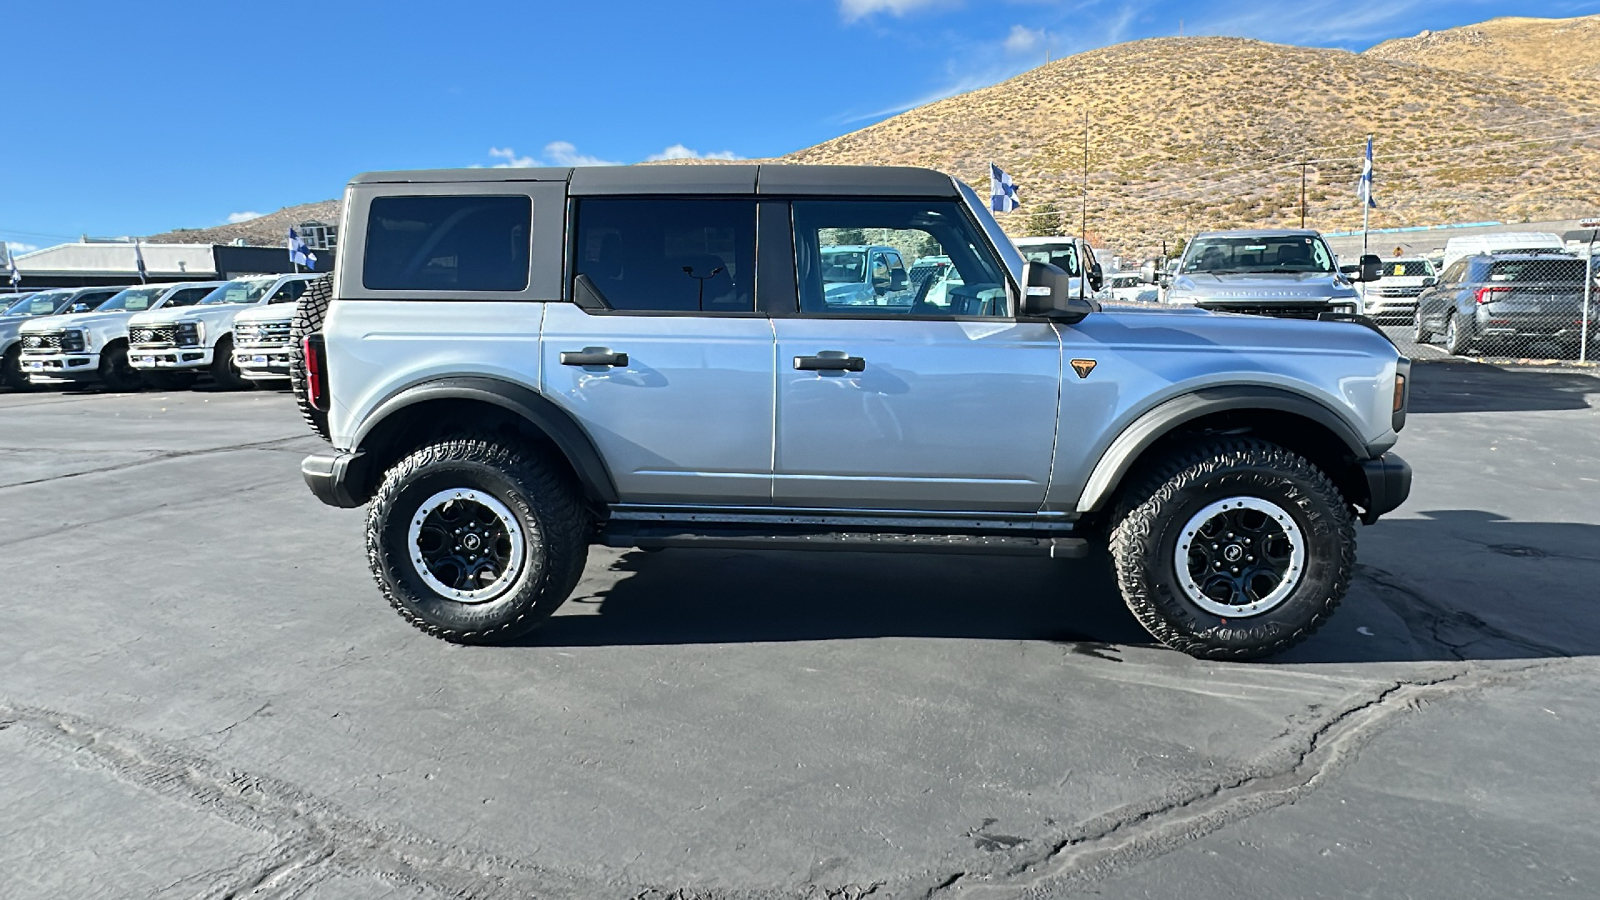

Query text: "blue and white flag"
[2, 242, 18, 287]
[990, 163, 1021, 213]
[133, 239, 148, 283]
[288, 227, 317, 269]
[1357, 136, 1377, 209]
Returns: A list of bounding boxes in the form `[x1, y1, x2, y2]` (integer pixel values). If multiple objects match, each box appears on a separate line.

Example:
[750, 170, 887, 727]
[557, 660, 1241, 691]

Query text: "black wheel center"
[415, 499, 514, 592]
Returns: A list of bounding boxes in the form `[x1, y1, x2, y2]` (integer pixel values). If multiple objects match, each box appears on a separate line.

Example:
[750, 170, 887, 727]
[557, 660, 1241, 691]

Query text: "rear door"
[539, 196, 774, 506]
[771, 198, 1061, 512]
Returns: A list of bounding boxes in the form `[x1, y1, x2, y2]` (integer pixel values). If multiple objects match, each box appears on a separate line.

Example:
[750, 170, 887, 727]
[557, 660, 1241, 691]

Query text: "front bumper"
[235, 346, 293, 380]
[1356, 453, 1412, 525]
[21, 352, 100, 382]
[302, 450, 372, 508]
[129, 347, 213, 370]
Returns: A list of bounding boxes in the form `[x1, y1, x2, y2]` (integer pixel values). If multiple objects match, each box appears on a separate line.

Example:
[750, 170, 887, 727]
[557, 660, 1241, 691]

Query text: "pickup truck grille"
[20, 332, 62, 353]
[1201, 305, 1326, 321]
[1373, 286, 1424, 298]
[233, 321, 292, 348]
[130, 325, 177, 347]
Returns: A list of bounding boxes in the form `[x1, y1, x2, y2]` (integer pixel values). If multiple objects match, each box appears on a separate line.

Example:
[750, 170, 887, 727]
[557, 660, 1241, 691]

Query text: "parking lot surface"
[2, 365, 1598, 899]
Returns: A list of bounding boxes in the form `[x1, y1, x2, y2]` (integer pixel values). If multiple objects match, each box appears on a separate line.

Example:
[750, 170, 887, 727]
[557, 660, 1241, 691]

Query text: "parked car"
[1013, 235, 1102, 297]
[1362, 257, 1437, 322]
[126, 273, 320, 389]
[1440, 232, 1565, 273]
[291, 163, 1411, 661]
[821, 244, 910, 306]
[2, 286, 125, 389]
[231, 278, 317, 383]
[18, 281, 221, 390]
[1164, 229, 1377, 319]
[1101, 272, 1158, 304]
[1415, 252, 1596, 357]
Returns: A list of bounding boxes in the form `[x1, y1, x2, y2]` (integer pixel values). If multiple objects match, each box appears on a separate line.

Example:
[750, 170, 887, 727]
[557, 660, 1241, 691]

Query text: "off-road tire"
[1108, 438, 1356, 661]
[97, 343, 144, 392]
[1444, 314, 1471, 356]
[209, 335, 250, 390]
[1412, 314, 1432, 345]
[366, 436, 590, 644]
[289, 275, 333, 442]
[2, 344, 32, 391]
[144, 371, 197, 391]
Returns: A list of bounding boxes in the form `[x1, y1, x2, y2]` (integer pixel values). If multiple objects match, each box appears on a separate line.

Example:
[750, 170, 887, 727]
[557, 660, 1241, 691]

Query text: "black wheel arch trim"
[330, 375, 619, 506]
[1075, 385, 1374, 514]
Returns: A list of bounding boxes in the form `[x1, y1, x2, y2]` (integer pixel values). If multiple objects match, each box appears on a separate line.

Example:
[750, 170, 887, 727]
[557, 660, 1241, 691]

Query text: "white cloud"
[489, 142, 620, 168]
[647, 144, 742, 161]
[226, 211, 262, 224]
[488, 146, 539, 168]
[1003, 24, 1051, 56]
[840, 0, 954, 22]
[3, 240, 39, 255]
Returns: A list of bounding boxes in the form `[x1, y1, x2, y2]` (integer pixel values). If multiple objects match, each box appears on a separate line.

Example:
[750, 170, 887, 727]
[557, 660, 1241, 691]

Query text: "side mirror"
[1139, 261, 1157, 284]
[1088, 261, 1105, 293]
[1341, 254, 1384, 282]
[70, 303, 92, 313]
[1021, 260, 1095, 323]
[889, 269, 908, 291]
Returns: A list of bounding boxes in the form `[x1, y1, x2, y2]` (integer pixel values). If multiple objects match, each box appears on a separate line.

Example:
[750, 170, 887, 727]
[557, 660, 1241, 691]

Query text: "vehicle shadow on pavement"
[533, 550, 1158, 650]
[1411, 361, 1599, 413]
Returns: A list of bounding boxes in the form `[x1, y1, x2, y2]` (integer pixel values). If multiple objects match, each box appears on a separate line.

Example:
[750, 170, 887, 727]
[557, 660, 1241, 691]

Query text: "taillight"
[1474, 286, 1512, 305]
[303, 334, 327, 411]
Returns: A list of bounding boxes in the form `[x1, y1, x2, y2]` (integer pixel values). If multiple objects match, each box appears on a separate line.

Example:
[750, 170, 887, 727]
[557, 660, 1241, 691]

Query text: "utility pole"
[1299, 162, 1309, 228]
[1080, 109, 1090, 301]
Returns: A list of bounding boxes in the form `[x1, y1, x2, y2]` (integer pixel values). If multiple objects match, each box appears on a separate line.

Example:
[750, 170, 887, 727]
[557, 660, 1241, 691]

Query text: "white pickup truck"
[19, 282, 221, 390]
[126, 273, 319, 389]
[229, 278, 316, 383]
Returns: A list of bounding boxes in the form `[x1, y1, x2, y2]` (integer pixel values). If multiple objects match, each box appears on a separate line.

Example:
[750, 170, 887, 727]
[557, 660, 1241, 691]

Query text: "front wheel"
[1108, 439, 1355, 660]
[1412, 313, 1432, 344]
[1444, 314, 1472, 356]
[209, 335, 250, 390]
[2, 344, 32, 391]
[97, 344, 144, 392]
[366, 437, 590, 644]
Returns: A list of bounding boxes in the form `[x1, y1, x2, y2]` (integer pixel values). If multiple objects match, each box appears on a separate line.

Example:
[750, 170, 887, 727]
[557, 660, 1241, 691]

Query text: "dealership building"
[7, 240, 334, 289]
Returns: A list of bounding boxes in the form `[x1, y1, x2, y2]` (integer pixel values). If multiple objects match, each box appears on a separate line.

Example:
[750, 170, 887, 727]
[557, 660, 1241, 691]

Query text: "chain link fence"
[1385, 250, 1597, 363]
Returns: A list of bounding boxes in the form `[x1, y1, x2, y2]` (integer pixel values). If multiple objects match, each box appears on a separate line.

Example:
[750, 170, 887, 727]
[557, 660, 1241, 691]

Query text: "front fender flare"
[1074, 386, 1369, 514]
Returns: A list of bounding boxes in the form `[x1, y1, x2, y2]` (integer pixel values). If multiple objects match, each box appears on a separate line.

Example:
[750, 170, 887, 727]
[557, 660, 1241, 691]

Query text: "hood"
[1086, 303, 1396, 357]
[128, 302, 255, 328]
[1168, 271, 1359, 303]
[19, 309, 132, 333]
[232, 304, 295, 326]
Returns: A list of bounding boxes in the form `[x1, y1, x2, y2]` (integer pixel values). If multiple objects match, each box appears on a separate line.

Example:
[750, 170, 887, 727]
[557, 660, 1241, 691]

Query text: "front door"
[772, 199, 1061, 512]
[540, 197, 773, 506]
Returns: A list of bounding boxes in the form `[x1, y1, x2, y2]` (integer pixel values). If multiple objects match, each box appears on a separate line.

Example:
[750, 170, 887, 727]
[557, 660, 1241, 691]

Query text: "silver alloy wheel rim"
[407, 489, 525, 604]
[1174, 496, 1306, 618]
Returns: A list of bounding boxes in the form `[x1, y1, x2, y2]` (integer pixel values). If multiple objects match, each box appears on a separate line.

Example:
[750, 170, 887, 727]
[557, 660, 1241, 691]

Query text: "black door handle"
[794, 354, 865, 372]
[561, 348, 629, 367]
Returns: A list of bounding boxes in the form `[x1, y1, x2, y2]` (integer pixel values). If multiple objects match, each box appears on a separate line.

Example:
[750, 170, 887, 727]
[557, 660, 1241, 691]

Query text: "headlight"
[175, 321, 202, 347]
[61, 330, 87, 352]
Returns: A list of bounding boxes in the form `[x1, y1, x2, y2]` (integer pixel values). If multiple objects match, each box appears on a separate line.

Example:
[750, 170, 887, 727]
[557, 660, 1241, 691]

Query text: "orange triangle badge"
[1070, 358, 1098, 379]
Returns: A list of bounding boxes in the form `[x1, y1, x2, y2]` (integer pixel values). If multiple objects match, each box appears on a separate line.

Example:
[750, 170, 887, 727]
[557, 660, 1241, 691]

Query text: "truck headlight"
[61, 330, 86, 352]
[175, 321, 202, 347]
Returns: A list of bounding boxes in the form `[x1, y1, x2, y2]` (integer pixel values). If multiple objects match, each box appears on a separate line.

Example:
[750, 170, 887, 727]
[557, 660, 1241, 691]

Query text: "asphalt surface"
[1, 364, 1598, 900]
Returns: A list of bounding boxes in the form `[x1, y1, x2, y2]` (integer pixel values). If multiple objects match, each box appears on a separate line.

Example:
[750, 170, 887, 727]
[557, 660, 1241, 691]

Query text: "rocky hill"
[1366, 15, 1600, 85]
[147, 199, 339, 247]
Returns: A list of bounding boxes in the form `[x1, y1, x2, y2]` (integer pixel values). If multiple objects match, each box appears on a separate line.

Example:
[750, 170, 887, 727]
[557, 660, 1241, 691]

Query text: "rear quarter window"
[363, 195, 531, 292]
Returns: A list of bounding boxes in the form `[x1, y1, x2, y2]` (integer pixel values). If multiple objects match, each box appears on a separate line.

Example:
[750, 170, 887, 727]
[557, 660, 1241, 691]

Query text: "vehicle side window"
[164, 288, 212, 308]
[363, 195, 531, 291]
[794, 200, 1008, 318]
[571, 198, 756, 313]
[1439, 261, 1468, 285]
[267, 280, 309, 305]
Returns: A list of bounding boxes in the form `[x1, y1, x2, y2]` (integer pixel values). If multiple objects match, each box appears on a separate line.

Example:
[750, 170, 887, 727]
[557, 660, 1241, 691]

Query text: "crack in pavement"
[0, 435, 321, 491]
[1358, 565, 1573, 660]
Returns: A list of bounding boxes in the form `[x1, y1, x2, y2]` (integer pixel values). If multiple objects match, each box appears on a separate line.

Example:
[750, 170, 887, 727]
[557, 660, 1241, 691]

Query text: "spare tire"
[289, 275, 334, 443]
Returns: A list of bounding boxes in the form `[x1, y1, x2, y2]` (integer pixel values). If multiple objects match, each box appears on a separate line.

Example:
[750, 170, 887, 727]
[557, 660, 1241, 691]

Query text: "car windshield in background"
[821, 250, 866, 284]
[1383, 260, 1433, 277]
[8, 291, 72, 316]
[1020, 244, 1081, 276]
[1182, 236, 1335, 274]
[94, 286, 168, 313]
[1486, 259, 1586, 283]
[200, 280, 273, 305]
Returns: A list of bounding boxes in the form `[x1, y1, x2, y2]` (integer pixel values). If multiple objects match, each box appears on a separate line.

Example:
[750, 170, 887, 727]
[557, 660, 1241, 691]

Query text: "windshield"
[6, 290, 72, 316]
[95, 285, 169, 313]
[821, 250, 866, 284]
[1182, 235, 1335, 275]
[200, 279, 275, 305]
[1382, 260, 1433, 278]
[1019, 243, 1081, 277]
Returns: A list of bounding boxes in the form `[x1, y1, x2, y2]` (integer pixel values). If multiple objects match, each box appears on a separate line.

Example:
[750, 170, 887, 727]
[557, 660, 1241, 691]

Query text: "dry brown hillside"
[787, 34, 1600, 256]
[147, 199, 340, 247]
[1367, 15, 1600, 84]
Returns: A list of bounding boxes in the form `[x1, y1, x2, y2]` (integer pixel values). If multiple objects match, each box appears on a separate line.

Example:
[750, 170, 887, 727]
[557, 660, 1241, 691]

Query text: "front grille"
[21, 332, 62, 354]
[234, 321, 292, 348]
[130, 325, 177, 347]
[1375, 287, 1424, 298]
[1202, 305, 1327, 320]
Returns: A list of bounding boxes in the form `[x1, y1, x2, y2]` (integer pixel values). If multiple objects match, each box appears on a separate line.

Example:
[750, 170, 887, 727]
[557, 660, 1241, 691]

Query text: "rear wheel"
[289, 276, 333, 442]
[97, 343, 144, 392]
[1108, 438, 1355, 660]
[1412, 313, 1432, 344]
[209, 335, 250, 390]
[1444, 314, 1471, 356]
[366, 436, 590, 644]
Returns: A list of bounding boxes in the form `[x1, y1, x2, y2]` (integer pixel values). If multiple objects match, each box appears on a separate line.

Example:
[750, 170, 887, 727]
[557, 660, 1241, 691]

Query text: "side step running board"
[598, 523, 1090, 559]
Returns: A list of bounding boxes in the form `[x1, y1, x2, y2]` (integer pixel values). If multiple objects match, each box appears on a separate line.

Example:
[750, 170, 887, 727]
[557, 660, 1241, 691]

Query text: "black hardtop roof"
[348, 164, 962, 198]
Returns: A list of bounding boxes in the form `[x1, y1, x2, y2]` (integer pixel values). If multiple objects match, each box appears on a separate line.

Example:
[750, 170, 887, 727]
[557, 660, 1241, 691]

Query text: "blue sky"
[4, 0, 1598, 253]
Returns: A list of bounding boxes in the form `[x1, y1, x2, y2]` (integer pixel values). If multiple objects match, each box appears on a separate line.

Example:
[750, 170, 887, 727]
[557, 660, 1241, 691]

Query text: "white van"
[1441, 232, 1566, 272]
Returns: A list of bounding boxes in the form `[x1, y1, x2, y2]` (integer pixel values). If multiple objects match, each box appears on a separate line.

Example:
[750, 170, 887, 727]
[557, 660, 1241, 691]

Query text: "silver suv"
[296, 165, 1412, 660]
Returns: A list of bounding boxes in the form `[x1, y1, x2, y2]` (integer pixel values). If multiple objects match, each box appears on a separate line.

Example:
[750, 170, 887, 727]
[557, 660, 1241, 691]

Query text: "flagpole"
[1080, 109, 1089, 301]
[1361, 134, 1372, 263]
